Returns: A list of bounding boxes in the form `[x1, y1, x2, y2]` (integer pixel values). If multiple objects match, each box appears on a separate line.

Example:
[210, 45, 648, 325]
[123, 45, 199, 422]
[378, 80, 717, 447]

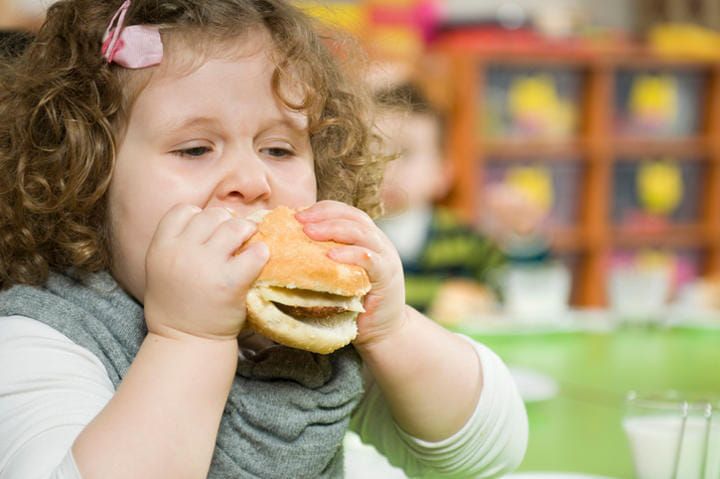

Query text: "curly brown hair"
[0, 0, 386, 290]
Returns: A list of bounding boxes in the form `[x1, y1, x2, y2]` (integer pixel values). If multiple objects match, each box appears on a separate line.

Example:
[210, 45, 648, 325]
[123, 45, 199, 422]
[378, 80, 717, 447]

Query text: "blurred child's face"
[377, 111, 449, 216]
[108, 36, 316, 302]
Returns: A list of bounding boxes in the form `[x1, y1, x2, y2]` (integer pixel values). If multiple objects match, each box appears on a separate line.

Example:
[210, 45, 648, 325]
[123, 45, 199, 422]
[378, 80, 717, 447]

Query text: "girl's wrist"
[145, 329, 240, 358]
[144, 305, 246, 344]
[353, 305, 412, 361]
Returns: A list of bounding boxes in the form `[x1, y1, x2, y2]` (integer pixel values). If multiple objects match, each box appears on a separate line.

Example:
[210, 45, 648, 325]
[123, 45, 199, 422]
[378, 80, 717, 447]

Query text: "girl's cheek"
[278, 162, 317, 198]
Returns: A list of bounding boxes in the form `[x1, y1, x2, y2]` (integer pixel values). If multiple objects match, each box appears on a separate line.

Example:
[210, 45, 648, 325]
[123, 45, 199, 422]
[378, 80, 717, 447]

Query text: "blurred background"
[4, 0, 720, 478]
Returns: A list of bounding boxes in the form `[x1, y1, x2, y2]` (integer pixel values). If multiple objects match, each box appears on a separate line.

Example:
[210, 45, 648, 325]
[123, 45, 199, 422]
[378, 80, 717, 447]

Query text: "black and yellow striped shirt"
[400, 209, 506, 313]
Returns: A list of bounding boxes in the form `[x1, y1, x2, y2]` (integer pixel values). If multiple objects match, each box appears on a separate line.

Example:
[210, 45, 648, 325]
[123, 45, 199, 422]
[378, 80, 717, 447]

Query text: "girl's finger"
[153, 203, 202, 242]
[204, 218, 258, 257]
[180, 206, 234, 245]
[295, 200, 375, 229]
[326, 245, 388, 284]
[303, 218, 385, 253]
[225, 241, 270, 291]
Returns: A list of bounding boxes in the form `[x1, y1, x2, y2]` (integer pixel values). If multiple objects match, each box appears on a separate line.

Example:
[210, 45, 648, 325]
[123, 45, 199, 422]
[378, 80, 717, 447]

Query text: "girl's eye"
[175, 146, 212, 158]
[261, 147, 294, 159]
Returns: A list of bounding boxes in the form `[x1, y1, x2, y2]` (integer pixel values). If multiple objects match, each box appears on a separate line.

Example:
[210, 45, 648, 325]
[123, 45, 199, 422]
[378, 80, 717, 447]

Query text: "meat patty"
[275, 303, 349, 319]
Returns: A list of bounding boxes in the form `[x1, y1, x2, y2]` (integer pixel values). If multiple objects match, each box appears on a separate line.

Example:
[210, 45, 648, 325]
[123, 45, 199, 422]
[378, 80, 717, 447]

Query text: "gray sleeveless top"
[0, 271, 364, 478]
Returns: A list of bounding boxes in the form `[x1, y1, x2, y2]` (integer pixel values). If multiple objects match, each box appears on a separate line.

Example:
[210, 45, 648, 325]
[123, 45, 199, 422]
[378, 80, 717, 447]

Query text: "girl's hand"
[295, 201, 407, 348]
[143, 204, 269, 341]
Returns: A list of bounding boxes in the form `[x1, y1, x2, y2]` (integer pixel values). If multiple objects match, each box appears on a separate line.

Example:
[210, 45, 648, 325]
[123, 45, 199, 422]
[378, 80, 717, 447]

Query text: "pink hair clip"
[101, 0, 163, 69]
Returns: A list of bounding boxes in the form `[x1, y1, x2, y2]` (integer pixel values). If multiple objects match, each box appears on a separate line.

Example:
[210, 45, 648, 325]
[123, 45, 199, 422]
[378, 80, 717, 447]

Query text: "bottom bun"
[245, 288, 359, 354]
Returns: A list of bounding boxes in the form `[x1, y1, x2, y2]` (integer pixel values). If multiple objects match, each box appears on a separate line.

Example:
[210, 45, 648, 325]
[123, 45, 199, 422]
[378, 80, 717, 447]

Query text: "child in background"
[375, 82, 549, 318]
[0, 1, 527, 478]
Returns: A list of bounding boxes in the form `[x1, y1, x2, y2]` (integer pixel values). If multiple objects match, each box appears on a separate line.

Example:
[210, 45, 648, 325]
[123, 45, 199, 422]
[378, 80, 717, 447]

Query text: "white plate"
[505, 473, 617, 479]
[455, 318, 581, 336]
[454, 309, 616, 336]
[668, 314, 720, 330]
[508, 366, 559, 403]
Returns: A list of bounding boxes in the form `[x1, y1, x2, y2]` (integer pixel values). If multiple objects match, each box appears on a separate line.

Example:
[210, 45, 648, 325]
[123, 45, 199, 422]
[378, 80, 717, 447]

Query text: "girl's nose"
[213, 151, 271, 206]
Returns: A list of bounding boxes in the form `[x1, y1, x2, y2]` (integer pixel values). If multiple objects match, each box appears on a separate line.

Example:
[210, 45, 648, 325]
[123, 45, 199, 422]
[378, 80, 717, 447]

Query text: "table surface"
[456, 319, 720, 479]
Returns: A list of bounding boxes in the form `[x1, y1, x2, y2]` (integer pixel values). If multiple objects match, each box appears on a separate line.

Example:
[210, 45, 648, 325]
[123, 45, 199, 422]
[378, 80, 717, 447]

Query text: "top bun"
[247, 206, 371, 297]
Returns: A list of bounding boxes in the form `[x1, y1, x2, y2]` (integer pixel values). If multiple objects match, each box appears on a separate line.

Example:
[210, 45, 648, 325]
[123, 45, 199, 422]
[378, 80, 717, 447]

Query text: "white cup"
[608, 266, 672, 323]
[623, 393, 720, 479]
[503, 263, 571, 323]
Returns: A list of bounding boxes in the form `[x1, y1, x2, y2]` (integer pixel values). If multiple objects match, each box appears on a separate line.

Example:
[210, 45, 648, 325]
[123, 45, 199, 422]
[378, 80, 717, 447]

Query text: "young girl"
[0, 1, 527, 478]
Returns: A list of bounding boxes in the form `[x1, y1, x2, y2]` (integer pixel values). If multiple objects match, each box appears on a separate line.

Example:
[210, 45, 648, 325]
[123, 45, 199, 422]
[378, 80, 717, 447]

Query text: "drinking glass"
[623, 391, 720, 479]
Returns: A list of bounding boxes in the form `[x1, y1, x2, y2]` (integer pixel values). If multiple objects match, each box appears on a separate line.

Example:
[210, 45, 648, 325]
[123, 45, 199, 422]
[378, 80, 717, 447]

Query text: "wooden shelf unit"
[434, 42, 720, 307]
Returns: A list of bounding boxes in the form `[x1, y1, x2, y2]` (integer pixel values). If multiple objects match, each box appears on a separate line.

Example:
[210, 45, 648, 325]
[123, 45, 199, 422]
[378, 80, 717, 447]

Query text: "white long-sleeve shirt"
[0, 315, 527, 479]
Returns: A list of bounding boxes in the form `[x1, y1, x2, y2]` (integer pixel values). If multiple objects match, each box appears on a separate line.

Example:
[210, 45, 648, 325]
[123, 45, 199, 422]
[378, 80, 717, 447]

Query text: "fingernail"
[225, 207, 238, 218]
[256, 241, 270, 259]
[295, 206, 316, 220]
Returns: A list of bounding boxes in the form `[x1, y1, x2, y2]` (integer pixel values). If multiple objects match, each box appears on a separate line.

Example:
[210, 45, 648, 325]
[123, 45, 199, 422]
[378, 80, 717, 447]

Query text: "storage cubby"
[433, 39, 720, 306]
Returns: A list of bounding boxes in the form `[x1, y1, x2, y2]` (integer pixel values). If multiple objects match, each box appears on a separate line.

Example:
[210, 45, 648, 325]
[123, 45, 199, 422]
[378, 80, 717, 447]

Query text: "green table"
[458, 321, 720, 478]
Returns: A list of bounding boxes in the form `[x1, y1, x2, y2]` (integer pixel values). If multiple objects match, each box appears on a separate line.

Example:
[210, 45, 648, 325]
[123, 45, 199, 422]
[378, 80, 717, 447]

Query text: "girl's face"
[108, 39, 316, 303]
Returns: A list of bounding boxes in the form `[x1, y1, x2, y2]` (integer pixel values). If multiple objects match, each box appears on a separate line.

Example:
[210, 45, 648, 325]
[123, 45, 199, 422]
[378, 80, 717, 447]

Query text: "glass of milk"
[623, 392, 720, 479]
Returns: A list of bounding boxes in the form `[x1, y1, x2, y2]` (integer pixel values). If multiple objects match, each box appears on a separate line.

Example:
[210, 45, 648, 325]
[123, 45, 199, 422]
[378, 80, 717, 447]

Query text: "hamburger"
[243, 206, 371, 354]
